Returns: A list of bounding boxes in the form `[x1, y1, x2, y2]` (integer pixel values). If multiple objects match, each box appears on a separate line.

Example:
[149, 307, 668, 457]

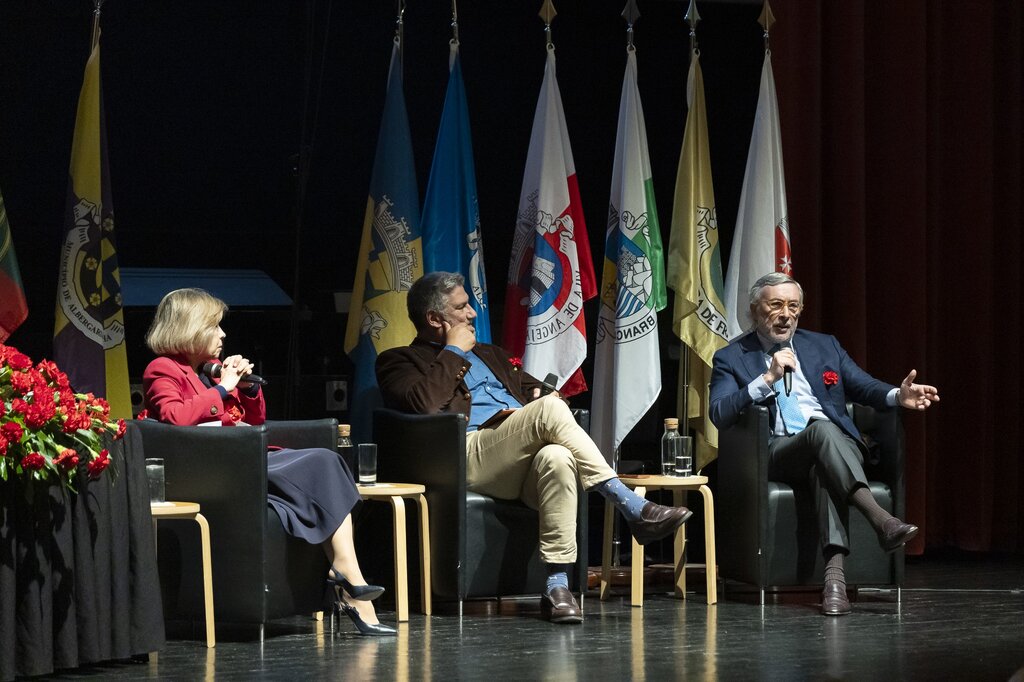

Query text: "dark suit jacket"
[143, 355, 266, 426]
[709, 329, 894, 444]
[376, 338, 544, 423]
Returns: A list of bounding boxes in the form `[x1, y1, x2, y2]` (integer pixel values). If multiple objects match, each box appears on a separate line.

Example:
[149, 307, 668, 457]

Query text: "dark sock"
[591, 477, 647, 522]
[824, 550, 846, 589]
[545, 564, 571, 594]
[849, 485, 895, 533]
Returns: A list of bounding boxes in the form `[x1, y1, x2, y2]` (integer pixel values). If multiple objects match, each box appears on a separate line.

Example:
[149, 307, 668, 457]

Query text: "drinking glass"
[358, 443, 377, 486]
[145, 458, 165, 503]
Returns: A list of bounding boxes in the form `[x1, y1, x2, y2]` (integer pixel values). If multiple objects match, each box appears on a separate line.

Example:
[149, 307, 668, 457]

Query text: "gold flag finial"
[622, 0, 640, 49]
[539, 0, 557, 46]
[685, 0, 701, 52]
[90, 0, 105, 49]
[758, 0, 775, 50]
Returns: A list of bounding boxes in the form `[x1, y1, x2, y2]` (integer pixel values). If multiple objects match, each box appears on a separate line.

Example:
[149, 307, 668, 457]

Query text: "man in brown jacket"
[377, 272, 691, 623]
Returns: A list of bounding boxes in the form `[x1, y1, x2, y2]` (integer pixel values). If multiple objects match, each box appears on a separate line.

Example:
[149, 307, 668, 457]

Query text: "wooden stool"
[600, 474, 718, 606]
[151, 501, 215, 647]
[357, 483, 432, 622]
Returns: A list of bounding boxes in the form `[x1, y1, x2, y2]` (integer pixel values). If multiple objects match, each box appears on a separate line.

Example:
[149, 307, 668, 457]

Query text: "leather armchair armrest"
[265, 418, 339, 452]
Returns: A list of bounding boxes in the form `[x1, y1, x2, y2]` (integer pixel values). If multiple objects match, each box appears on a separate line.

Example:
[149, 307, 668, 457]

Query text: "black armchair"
[135, 419, 336, 636]
[371, 408, 589, 608]
[717, 405, 906, 600]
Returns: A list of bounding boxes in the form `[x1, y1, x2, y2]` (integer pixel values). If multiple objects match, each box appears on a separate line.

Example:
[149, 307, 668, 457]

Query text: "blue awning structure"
[120, 268, 292, 307]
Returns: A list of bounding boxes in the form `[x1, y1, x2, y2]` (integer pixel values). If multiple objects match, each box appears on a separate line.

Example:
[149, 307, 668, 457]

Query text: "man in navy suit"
[710, 272, 939, 615]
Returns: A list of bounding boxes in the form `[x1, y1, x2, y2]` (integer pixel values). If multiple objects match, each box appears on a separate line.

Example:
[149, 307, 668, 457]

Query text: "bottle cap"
[664, 418, 679, 428]
[338, 424, 351, 437]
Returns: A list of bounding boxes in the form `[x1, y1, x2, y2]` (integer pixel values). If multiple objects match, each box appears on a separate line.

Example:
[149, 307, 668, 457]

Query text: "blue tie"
[774, 377, 807, 434]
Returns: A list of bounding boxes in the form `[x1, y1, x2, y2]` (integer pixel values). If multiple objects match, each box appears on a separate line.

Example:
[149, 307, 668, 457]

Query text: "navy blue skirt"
[266, 447, 360, 544]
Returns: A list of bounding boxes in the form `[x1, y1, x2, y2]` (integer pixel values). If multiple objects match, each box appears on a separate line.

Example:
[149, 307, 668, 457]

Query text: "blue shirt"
[444, 345, 523, 431]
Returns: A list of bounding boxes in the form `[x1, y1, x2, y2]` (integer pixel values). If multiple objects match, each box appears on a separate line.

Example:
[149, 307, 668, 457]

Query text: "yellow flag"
[53, 31, 132, 418]
[666, 54, 729, 469]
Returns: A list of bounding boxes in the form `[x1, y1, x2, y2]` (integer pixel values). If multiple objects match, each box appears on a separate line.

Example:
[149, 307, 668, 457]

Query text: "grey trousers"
[768, 419, 869, 555]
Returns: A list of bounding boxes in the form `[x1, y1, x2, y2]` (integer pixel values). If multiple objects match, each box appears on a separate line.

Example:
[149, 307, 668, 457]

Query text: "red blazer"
[143, 355, 266, 426]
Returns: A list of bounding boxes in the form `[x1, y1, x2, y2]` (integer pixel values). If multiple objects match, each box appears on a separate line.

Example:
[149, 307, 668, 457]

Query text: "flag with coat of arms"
[421, 41, 491, 342]
[0, 187, 28, 342]
[53, 27, 131, 418]
[722, 49, 792, 339]
[590, 48, 666, 462]
[503, 45, 596, 397]
[667, 50, 729, 470]
[344, 41, 423, 441]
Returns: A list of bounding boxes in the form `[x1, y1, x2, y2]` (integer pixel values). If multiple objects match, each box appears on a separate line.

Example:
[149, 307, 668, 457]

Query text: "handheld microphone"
[201, 362, 268, 387]
[540, 373, 559, 396]
[781, 341, 793, 396]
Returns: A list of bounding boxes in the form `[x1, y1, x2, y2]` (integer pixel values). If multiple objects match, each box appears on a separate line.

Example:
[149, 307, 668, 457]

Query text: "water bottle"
[337, 424, 355, 473]
[661, 418, 682, 476]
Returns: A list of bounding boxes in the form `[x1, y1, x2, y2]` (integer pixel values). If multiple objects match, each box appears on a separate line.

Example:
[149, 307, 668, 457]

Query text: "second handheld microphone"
[201, 361, 268, 386]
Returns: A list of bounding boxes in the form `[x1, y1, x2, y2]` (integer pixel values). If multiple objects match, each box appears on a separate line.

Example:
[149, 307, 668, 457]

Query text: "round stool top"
[358, 482, 426, 497]
[618, 474, 709, 487]
[150, 501, 201, 516]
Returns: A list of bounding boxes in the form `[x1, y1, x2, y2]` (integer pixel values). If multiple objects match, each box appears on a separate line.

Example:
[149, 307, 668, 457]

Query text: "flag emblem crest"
[57, 197, 124, 349]
[369, 194, 419, 296]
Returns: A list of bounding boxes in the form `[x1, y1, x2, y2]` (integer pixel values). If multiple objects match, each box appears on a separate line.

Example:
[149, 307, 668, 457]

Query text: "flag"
[344, 42, 423, 441]
[421, 43, 491, 342]
[722, 50, 792, 340]
[0, 187, 29, 342]
[590, 50, 667, 462]
[667, 52, 730, 470]
[503, 46, 596, 397]
[53, 32, 131, 418]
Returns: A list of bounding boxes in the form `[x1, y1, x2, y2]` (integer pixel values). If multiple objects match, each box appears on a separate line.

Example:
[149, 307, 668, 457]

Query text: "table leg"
[194, 512, 216, 648]
[389, 496, 410, 622]
[412, 493, 432, 616]
[673, 489, 687, 599]
[700, 485, 718, 605]
[600, 499, 615, 600]
[630, 486, 647, 607]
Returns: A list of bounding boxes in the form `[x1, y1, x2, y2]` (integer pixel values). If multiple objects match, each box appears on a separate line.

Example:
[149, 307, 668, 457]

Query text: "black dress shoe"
[626, 502, 693, 546]
[821, 581, 851, 616]
[540, 586, 583, 624]
[878, 518, 919, 553]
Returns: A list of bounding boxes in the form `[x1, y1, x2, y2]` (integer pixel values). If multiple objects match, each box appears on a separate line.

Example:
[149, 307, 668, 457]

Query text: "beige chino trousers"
[465, 395, 616, 564]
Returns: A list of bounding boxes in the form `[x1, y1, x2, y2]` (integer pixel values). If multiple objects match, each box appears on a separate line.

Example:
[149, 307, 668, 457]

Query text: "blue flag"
[344, 42, 423, 441]
[421, 44, 491, 342]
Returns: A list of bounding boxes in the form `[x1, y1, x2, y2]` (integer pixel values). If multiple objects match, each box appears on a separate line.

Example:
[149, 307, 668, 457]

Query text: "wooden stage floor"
[52, 552, 1023, 680]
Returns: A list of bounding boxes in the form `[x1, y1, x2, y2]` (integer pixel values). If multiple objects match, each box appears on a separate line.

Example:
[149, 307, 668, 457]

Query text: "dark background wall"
[1, 0, 1021, 553]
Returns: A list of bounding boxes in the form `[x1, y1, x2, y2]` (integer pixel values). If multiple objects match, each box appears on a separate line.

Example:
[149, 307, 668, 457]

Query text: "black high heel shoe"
[337, 601, 396, 636]
[327, 567, 385, 601]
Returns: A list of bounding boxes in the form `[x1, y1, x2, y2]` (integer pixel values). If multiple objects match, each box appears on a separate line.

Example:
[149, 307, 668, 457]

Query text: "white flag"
[591, 50, 667, 462]
[503, 46, 596, 397]
[722, 52, 792, 339]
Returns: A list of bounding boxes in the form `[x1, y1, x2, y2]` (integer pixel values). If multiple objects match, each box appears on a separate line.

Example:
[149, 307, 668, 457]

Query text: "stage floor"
[54, 552, 1023, 680]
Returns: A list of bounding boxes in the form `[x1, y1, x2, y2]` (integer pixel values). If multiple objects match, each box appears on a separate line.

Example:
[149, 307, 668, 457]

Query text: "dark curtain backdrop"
[769, 0, 1023, 553]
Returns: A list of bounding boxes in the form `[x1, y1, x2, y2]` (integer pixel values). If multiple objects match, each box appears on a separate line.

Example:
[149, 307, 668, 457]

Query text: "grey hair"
[748, 272, 804, 308]
[407, 271, 465, 331]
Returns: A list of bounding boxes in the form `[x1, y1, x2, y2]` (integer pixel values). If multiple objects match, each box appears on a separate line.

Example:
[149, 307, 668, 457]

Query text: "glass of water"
[145, 458, 165, 503]
[674, 436, 694, 477]
[358, 443, 377, 486]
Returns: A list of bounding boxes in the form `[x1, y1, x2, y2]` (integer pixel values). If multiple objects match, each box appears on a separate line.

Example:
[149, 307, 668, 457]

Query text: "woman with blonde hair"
[143, 287, 393, 636]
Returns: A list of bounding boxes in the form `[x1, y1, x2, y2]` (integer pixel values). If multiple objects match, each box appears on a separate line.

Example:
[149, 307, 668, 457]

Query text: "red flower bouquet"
[0, 343, 124, 490]
[823, 370, 840, 386]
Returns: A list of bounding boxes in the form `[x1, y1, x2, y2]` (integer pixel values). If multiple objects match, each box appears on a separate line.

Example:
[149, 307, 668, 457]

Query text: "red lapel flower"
[823, 370, 840, 386]
[509, 357, 523, 371]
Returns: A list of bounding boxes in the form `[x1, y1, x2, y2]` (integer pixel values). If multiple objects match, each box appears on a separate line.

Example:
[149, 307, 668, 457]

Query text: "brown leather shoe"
[821, 581, 851, 616]
[626, 502, 693, 546]
[878, 518, 919, 553]
[540, 586, 583, 624]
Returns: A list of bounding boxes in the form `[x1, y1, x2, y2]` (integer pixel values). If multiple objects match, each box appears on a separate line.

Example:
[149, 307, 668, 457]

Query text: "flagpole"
[90, 0, 104, 49]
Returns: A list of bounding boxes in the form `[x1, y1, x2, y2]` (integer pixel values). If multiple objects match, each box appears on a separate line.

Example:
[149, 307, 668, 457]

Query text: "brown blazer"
[376, 338, 544, 424]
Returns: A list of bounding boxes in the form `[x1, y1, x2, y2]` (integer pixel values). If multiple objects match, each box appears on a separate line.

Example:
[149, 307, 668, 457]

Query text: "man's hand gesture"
[898, 369, 940, 410]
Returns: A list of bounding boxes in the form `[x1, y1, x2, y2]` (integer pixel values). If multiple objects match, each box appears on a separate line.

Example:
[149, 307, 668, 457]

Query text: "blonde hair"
[145, 288, 227, 357]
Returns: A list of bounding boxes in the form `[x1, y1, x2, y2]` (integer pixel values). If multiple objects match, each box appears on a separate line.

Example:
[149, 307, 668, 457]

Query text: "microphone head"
[201, 362, 223, 379]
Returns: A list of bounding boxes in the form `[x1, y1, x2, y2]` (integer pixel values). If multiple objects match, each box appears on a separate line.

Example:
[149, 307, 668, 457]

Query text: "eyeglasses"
[763, 299, 803, 314]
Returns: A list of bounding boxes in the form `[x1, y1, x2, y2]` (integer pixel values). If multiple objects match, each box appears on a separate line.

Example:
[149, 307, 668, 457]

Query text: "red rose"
[1, 422, 24, 442]
[135, 409, 149, 421]
[113, 418, 128, 440]
[54, 448, 80, 470]
[21, 452, 46, 471]
[509, 357, 523, 369]
[0, 435, 8, 455]
[11, 371, 33, 393]
[823, 371, 840, 386]
[6, 352, 33, 371]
